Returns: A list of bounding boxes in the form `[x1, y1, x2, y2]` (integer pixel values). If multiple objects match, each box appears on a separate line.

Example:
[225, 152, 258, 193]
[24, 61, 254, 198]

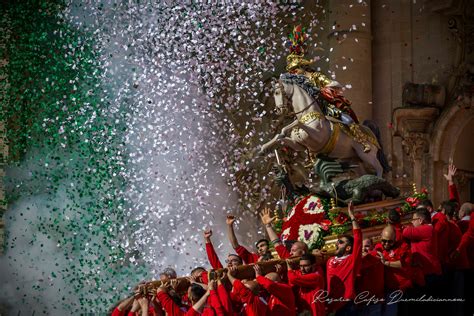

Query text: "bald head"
[265, 272, 281, 283]
[381, 225, 396, 250]
[382, 225, 396, 239]
[362, 237, 373, 255]
[290, 241, 308, 257]
[460, 203, 473, 218]
[242, 280, 260, 294]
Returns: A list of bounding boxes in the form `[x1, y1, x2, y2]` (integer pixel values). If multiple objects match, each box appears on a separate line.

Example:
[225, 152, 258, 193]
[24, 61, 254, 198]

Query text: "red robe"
[431, 211, 450, 267]
[320, 87, 359, 123]
[231, 279, 267, 316]
[234, 245, 259, 264]
[156, 291, 186, 316]
[374, 242, 415, 291]
[445, 220, 470, 270]
[457, 219, 470, 234]
[457, 215, 474, 268]
[288, 269, 325, 316]
[402, 224, 441, 276]
[275, 244, 291, 259]
[392, 223, 404, 243]
[326, 228, 362, 312]
[448, 183, 460, 204]
[356, 252, 384, 300]
[112, 307, 125, 316]
[157, 290, 225, 316]
[216, 283, 235, 316]
[206, 242, 224, 269]
[256, 275, 296, 316]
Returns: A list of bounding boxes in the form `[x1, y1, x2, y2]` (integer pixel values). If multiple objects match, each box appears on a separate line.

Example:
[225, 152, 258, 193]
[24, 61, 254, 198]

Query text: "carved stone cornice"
[393, 107, 439, 135]
[392, 106, 439, 161]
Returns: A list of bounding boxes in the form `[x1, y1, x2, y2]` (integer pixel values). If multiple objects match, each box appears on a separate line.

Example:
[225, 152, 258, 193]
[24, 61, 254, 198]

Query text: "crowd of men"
[110, 165, 473, 316]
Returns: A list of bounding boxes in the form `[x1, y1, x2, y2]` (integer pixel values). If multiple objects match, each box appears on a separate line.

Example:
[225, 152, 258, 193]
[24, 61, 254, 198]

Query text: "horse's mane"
[279, 73, 320, 100]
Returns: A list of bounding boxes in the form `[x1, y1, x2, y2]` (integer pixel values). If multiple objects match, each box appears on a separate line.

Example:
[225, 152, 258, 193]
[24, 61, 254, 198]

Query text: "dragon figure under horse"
[260, 73, 390, 177]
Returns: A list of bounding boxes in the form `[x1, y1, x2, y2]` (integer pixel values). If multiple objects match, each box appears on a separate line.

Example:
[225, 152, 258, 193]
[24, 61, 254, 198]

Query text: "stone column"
[401, 132, 429, 190]
[327, 0, 372, 121]
[393, 107, 439, 192]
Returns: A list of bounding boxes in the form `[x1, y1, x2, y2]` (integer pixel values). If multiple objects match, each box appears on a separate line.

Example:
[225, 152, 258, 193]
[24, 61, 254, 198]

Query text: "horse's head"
[273, 80, 293, 116]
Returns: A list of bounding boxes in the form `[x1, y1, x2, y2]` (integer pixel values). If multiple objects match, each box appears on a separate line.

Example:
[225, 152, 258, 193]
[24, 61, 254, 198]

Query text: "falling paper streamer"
[1, 1, 332, 314]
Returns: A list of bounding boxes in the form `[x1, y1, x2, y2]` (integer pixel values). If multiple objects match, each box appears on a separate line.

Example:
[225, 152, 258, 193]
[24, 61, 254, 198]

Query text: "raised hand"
[226, 215, 236, 226]
[312, 249, 324, 263]
[376, 251, 385, 264]
[170, 279, 178, 290]
[227, 267, 237, 284]
[137, 296, 148, 309]
[204, 229, 213, 240]
[253, 264, 262, 277]
[260, 207, 277, 226]
[347, 201, 355, 219]
[218, 270, 228, 284]
[208, 279, 217, 291]
[227, 266, 237, 277]
[443, 164, 457, 183]
[188, 274, 199, 284]
[275, 263, 285, 275]
[131, 299, 140, 312]
[134, 281, 146, 295]
[157, 281, 170, 294]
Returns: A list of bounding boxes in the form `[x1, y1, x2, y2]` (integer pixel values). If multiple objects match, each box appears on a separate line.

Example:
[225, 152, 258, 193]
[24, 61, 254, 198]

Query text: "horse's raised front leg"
[279, 119, 301, 138]
[260, 133, 283, 154]
[260, 119, 301, 154]
[260, 135, 306, 154]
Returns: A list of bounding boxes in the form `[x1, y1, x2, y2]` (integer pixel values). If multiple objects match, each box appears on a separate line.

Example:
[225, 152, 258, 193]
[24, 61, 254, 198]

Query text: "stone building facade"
[324, 0, 474, 206]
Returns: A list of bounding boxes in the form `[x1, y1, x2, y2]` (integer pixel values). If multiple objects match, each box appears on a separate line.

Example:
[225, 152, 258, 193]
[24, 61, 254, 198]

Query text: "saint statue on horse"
[286, 25, 359, 126]
[260, 25, 396, 204]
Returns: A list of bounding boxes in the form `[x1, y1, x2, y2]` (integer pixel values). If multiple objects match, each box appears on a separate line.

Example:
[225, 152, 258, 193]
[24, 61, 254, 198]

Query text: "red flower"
[406, 197, 419, 207]
[355, 213, 365, 220]
[320, 219, 332, 231]
[335, 212, 349, 225]
[421, 187, 428, 194]
[369, 218, 379, 226]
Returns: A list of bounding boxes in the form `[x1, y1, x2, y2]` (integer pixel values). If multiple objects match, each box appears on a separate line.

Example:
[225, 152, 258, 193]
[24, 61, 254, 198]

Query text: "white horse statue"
[260, 74, 389, 177]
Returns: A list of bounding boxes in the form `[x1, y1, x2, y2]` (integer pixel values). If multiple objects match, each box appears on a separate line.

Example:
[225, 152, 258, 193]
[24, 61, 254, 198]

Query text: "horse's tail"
[362, 120, 392, 173]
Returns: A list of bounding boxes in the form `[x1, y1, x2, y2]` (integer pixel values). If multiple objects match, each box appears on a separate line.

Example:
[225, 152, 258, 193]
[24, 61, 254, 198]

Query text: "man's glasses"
[225, 259, 241, 264]
[381, 239, 394, 244]
[411, 217, 421, 222]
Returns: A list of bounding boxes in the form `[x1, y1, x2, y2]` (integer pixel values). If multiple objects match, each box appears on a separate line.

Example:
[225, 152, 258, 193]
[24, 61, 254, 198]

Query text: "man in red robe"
[226, 266, 267, 316]
[260, 207, 309, 259]
[203, 229, 243, 269]
[374, 225, 415, 316]
[287, 253, 325, 316]
[355, 237, 384, 315]
[402, 207, 442, 310]
[254, 264, 296, 316]
[226, 215, 273, 263]
[325, 201, 362, 315]
[416, 199, 449, 270]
